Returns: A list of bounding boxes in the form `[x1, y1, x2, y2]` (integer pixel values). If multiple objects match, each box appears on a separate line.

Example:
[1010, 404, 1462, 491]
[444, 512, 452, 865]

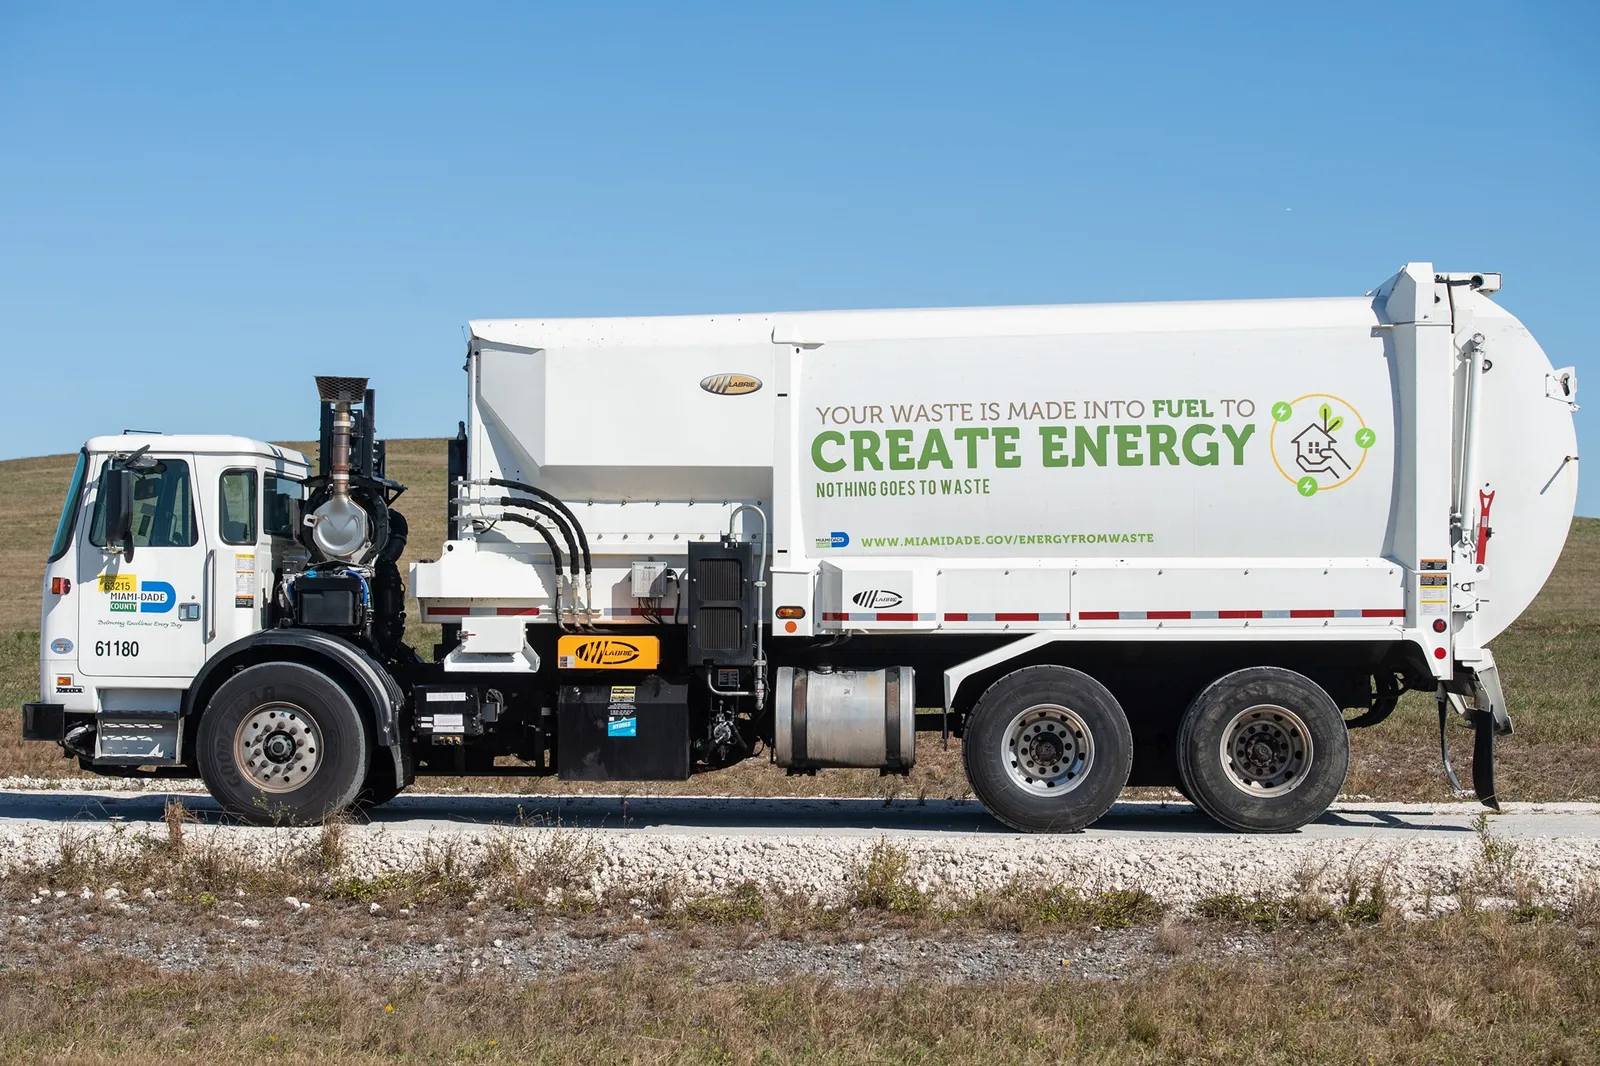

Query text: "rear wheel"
[1176, 667, 1348, 833]
[963, 665, 1133, 832]
[197, 662, 371, 825]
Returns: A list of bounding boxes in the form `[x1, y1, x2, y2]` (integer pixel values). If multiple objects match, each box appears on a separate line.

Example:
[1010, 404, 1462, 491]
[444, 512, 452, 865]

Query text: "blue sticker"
[607, 717, 637, 738]
[50, 638, 73, 655]
[139, 580, 176, 613]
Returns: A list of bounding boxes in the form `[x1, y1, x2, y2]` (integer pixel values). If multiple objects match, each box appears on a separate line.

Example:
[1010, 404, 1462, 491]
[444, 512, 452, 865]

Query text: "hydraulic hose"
[487, 478, 590, 575]
[494, 512, 567, 622]
[487, 477, 594, 625]
[490, 496, 580, 584]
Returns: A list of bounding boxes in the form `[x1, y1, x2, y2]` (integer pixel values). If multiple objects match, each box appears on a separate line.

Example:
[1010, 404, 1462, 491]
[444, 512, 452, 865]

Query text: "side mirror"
[102, 467, 135, 558]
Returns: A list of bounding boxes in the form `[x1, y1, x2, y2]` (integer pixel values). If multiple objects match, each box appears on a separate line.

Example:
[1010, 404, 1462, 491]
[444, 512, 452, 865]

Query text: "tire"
[1177, 666, 1348, 833]
[196, 662, 371, 825]
[963, 665, 1133, 832]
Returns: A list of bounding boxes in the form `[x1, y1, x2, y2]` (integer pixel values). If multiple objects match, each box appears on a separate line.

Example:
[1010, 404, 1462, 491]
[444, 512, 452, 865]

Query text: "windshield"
[48, 450, 89, 562]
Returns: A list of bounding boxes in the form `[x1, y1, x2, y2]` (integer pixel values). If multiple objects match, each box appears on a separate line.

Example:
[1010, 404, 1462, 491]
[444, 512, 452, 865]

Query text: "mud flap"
[1438, 656, 1514, 807]
[1472, 710, 1499, 811]
[1469, 658, 1513, 811]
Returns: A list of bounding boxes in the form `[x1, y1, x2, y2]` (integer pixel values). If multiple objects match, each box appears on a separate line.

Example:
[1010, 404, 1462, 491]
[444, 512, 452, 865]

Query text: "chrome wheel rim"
[1002, 704, 1094, 795]
[234, 703, 322, 794]
[1219, 704, 1313, 797]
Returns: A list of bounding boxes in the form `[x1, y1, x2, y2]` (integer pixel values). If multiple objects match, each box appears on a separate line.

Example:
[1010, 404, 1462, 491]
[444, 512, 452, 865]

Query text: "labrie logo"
[850, 589, 903, 610]
[573, 639, 643, 666]
[699, 373, 762, 396]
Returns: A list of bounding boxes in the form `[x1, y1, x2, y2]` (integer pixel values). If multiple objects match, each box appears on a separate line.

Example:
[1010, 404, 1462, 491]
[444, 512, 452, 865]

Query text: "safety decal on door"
[234, 553, 255, 609]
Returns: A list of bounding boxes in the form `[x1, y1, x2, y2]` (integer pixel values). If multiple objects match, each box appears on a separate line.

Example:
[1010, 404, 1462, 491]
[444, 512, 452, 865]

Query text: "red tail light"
[50, 577, 71, 596]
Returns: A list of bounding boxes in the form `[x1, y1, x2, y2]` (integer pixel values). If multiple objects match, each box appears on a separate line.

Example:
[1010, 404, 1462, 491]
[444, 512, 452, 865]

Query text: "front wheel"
[196, 662, 371, 825]
[963, 665, 1133, 832]
[1176, 666, 1348, 833]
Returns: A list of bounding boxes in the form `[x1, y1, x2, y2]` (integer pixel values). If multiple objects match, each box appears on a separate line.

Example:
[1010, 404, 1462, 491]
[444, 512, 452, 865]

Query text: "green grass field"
[2, 443, 1595, 800]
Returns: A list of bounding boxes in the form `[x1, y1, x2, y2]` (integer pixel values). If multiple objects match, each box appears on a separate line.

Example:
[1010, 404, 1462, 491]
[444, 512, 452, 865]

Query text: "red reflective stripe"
[429, 607, 470, 616]
[1218, 610, 1262, 619]
[1362, 608, 1405, 618]
[495, 607, 541, 616]
[1078, 611, 1119, 620]
[874, 612, 918, 622]
[944, 612, 969, 622]
[822, 612, 848, 621]
[1146, 610, 1191, 620]
[1290, 609, 1335, 618]
[995, 612, 1038, 622]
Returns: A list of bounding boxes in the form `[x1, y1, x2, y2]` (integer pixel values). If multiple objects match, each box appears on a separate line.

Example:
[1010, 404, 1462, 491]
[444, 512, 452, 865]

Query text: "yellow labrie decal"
[98, 574, 137, 593]
[556, 634, 660, 670]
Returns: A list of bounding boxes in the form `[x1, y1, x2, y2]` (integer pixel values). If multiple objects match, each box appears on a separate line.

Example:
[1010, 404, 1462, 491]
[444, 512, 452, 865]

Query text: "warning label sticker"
[1420, 572, 1449, 616]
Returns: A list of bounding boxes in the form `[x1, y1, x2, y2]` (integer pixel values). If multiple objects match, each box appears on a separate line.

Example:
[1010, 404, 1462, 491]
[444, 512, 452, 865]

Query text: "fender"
[182, 628, 407, 785]
[944, 633, 1061, 715]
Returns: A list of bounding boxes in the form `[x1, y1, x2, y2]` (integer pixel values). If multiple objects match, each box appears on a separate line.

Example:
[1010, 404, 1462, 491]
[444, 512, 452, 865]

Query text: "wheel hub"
[262, 731, 296, 763]
[1220, 705, 1313, 797]
[234, 704, 323, 794]
[1002, 704, 1094, 796]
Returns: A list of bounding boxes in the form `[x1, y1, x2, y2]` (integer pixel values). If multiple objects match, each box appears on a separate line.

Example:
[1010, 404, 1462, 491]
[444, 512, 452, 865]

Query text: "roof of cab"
[83, 435, 310, 467]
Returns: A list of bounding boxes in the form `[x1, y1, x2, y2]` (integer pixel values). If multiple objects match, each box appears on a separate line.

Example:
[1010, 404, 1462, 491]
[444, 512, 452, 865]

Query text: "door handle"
[204, 549, 216, 640]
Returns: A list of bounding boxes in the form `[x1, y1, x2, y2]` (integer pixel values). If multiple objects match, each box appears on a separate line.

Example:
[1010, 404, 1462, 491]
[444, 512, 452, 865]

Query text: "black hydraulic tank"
[556, 676, 691, 781]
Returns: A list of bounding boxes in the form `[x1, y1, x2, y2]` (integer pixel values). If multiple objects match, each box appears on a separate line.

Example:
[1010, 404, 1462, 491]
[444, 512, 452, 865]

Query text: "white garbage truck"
[25, 263, 1580, 831]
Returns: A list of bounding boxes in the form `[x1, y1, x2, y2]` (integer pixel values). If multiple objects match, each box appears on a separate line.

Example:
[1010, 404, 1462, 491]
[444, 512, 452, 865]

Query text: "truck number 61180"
[94, 640, 139, 658]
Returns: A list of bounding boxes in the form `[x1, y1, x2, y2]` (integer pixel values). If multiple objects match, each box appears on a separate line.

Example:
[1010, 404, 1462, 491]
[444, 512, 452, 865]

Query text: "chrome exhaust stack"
[310, 376, 373, 561]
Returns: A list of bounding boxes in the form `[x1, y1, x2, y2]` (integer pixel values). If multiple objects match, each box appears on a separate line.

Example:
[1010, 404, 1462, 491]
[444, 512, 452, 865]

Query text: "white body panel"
[420, 265, 1577, 668]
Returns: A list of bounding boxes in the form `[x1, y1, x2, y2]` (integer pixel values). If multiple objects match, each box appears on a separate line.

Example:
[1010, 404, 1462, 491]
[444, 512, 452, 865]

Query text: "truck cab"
[30, 434, 310, 767]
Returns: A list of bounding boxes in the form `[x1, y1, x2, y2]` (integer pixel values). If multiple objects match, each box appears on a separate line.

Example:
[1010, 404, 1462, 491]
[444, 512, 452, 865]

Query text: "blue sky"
[1, 3, 1595, 515]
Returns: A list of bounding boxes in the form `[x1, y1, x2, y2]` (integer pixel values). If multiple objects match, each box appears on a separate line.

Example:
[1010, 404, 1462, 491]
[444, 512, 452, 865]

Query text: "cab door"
[211, 464, 272, 648]
[77, 454, 208, 678]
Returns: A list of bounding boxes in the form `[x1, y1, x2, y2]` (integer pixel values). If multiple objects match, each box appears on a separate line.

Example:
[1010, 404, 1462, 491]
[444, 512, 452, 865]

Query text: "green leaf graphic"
[1327, 416, 1344, 432]
[1319, 403, 1332, 424]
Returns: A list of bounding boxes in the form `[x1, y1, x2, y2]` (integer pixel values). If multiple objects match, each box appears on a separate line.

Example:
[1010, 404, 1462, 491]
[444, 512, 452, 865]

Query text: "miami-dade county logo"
[97, 573, 176, 614]
[1268, 394, 1377, 497]
[814, 531, 849, 550]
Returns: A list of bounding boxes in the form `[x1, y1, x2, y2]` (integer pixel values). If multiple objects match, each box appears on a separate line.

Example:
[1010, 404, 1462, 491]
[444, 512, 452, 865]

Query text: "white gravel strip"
[2, 792, 1597, 916]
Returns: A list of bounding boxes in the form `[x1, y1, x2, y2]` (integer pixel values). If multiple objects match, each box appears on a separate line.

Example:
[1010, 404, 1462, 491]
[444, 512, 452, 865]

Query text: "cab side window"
[89, 458, 198, 548]
[264, 474, 303, 538]
[219, 470, 257, 545]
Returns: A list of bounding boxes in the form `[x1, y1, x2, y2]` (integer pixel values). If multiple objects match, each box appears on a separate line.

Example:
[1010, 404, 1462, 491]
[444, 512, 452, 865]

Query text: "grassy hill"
[0, 444, 1596, 799]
